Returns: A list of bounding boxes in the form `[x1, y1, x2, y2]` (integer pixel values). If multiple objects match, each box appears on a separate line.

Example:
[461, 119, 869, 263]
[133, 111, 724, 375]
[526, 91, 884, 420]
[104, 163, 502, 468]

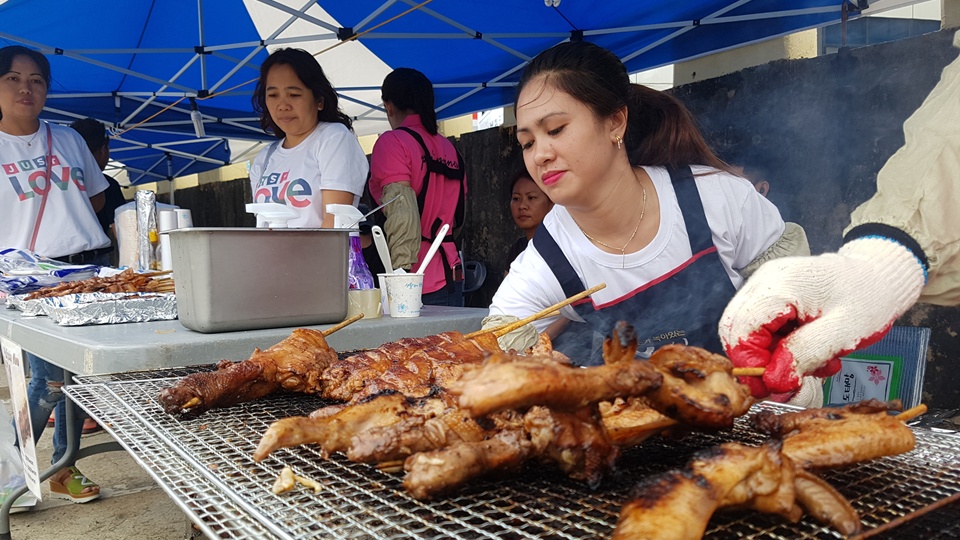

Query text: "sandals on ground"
[49, 466, 101, 504]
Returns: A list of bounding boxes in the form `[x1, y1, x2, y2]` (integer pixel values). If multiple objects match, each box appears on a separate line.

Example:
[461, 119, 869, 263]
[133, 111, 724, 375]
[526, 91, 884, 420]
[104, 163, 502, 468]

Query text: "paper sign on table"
[1, 336, 42, 500]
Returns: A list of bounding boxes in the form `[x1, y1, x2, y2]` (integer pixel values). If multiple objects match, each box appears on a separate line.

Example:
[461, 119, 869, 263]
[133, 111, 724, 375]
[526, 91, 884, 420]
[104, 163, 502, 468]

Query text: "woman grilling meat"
[484, 40, 809, 365]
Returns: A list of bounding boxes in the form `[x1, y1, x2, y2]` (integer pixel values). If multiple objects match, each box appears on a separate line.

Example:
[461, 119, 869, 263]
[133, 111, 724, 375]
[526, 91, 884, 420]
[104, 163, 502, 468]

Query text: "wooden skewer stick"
[323, 313, 364, 336]
[895, 403, 927, 422]
[465, 283, 607, 340]
[731, 367, 765, 377]
[142, 270, 174, 277]
[376, 460, 405, 473]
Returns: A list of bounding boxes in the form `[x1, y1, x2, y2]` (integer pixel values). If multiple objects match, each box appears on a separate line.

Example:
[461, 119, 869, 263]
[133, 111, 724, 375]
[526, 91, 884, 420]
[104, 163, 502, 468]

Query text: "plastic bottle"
[325, 204, 375, 290]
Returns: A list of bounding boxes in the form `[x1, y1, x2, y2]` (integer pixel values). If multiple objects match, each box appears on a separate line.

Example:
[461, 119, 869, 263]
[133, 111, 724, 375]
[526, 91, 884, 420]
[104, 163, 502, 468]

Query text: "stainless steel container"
[169, 228, 349, 333]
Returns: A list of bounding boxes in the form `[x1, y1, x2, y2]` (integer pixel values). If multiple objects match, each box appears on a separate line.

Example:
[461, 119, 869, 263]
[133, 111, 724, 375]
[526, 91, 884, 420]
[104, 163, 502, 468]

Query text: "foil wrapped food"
[7, 292, 177, 326]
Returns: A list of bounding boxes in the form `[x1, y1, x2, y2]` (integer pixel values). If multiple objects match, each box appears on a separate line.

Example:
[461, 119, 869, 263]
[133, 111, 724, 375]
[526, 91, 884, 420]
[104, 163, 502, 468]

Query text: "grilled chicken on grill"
[451, 322, 753, 429]
[611, 440, 860, 540]
[752, 400, 916, 469]
[402, 404, 618, 499]
[160, 330, 501, 417]
[158, 328, 336, 416]
[613, 400, 919, 539]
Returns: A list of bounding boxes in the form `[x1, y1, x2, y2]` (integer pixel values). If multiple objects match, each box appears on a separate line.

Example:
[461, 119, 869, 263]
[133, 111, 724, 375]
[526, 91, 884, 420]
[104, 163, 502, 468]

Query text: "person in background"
[719, 30, 960, 408]
[249, 48, 368, 228]
[483, 40, 809, 361]
[70, 117, 125, 267]
[505, 167, 554, 271]
[368, 68, 467, 307]
[1, 45, 106, 505]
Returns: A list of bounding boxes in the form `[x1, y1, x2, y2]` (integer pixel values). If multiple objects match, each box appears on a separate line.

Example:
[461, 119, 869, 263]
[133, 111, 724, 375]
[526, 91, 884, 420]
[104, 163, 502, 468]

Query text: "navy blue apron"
[534, 165, 737, 366]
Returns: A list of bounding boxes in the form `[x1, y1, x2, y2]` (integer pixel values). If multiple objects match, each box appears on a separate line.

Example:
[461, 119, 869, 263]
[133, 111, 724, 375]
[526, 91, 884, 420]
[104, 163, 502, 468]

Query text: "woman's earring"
[615, 135, 623, 150]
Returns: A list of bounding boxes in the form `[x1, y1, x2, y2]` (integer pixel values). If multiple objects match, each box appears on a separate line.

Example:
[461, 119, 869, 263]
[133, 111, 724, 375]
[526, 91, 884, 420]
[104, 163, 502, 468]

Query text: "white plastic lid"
[245, 203, 299, 228]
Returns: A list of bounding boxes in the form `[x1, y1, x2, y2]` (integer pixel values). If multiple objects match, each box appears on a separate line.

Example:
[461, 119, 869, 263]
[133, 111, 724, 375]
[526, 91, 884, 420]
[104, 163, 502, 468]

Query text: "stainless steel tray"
[67, 369, 960, 540]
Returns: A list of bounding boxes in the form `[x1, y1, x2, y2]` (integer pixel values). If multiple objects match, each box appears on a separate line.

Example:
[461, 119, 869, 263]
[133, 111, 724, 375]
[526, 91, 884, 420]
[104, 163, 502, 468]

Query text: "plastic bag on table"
[0, 248, 99, 296]
[0, 405, 37, 510]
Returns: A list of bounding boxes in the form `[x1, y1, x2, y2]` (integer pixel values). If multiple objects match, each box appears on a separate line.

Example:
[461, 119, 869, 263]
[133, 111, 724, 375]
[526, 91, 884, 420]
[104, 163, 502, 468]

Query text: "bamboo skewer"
[895, 403, 927, 422]
[465, 283, 607, 340]
[731, 367, 765, 377]
[323, 313, 364, 336]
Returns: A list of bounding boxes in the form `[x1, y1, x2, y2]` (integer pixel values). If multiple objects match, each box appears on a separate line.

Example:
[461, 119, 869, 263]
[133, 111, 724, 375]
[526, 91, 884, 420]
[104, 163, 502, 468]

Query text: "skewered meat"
[599, 398, 679, 447]
[614, 400, 919, 539]
[402, 404, 618, 499]
[645, 344, 754, 429]
[451, 325, 753, 429]
[612, 440, 862, 540]
[449, 351, 662, 416]
[612, 441, 800, 540]
[253, 390, 418, 461]
[754, 404, 916, 469]
[159, 328, 335, 415]
[319, 331, 501, 402]
[403, 427, 531, 500]
[25, 268, 173, 299]
[524, 405, 619, 489]
[750, 398, 901, 436]
[793, 469, 861, 536]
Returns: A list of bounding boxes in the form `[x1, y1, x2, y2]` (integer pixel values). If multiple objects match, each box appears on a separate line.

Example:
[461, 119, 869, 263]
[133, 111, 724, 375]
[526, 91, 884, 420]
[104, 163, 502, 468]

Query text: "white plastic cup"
[383, 273, 424, 318]
[175, 209, 194, 229]
[377, 273, 390, 316]
[158, 209, 179, 233]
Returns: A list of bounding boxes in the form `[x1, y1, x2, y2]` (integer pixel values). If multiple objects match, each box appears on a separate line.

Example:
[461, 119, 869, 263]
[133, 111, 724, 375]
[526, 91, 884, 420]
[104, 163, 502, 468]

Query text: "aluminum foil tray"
[67, 369, 960, 540]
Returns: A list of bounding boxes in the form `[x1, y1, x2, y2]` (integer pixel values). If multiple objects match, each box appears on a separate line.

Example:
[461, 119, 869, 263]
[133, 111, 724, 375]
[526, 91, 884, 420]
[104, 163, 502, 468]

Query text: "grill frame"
[68, 368, 960, 540]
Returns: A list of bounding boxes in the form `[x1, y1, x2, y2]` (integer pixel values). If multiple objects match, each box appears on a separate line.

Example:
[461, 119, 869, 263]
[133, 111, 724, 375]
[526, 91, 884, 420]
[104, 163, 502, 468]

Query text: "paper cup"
[346, 289, 383, 319]
[377, 274, 391, 316]
[383, 273, 424, 318]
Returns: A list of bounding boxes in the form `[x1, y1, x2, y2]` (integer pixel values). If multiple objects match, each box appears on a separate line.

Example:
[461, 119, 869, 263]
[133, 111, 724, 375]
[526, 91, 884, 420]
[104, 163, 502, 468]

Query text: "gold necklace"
[577, 181, 647, 268]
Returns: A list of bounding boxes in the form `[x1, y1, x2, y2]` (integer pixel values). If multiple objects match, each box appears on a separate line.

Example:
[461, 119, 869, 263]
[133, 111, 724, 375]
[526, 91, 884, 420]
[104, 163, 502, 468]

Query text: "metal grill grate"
[66, 371, 960, 540]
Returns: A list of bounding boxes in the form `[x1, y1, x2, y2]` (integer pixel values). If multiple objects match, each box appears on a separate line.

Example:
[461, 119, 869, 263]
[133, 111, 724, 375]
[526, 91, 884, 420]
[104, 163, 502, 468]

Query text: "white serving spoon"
[371, 226, 394, 274]
[416, 224, 450, 275]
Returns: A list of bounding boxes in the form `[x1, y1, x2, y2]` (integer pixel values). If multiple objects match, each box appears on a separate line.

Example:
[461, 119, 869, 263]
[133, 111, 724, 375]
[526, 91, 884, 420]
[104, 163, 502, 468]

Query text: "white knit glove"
[719, 237, 925, 399]
[481, 314, 538, 352]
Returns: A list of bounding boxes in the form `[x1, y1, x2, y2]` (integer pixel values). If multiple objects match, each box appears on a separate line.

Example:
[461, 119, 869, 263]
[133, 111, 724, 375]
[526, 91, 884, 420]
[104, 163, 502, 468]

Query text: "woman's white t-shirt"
[249, 122, 369, 228]
[0, 122, 110, 258]
[490, 165, 785, 332]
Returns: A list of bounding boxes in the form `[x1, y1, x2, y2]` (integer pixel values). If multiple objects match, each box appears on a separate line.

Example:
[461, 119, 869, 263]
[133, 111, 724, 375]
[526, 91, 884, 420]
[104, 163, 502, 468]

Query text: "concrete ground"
[2, 367, 195, 539]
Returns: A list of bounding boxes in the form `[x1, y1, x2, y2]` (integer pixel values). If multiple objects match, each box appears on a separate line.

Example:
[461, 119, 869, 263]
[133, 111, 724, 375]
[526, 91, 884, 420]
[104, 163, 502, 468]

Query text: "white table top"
[0, 306, 487, 375]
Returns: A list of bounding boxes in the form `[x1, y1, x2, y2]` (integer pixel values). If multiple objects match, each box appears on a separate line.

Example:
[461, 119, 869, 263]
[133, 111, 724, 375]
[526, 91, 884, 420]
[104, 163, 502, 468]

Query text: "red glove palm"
[719, 237, 925, 400]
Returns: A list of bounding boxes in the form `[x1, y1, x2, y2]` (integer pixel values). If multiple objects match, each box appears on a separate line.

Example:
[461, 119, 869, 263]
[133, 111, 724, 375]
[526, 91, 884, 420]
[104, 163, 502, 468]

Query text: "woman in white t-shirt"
[1, 45, 108, 505]
[249, 48, 368, 228]
[484, 41, 809, 366]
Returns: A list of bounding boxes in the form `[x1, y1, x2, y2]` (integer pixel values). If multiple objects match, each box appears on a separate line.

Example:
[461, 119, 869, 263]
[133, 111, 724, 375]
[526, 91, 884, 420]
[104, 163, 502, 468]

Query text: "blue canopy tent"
[0, 0, 919, 185]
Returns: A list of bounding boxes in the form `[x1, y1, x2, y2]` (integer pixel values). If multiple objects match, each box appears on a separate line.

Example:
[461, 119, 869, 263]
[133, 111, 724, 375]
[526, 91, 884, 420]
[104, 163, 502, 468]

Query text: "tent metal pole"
[167, 154, 176, 207]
